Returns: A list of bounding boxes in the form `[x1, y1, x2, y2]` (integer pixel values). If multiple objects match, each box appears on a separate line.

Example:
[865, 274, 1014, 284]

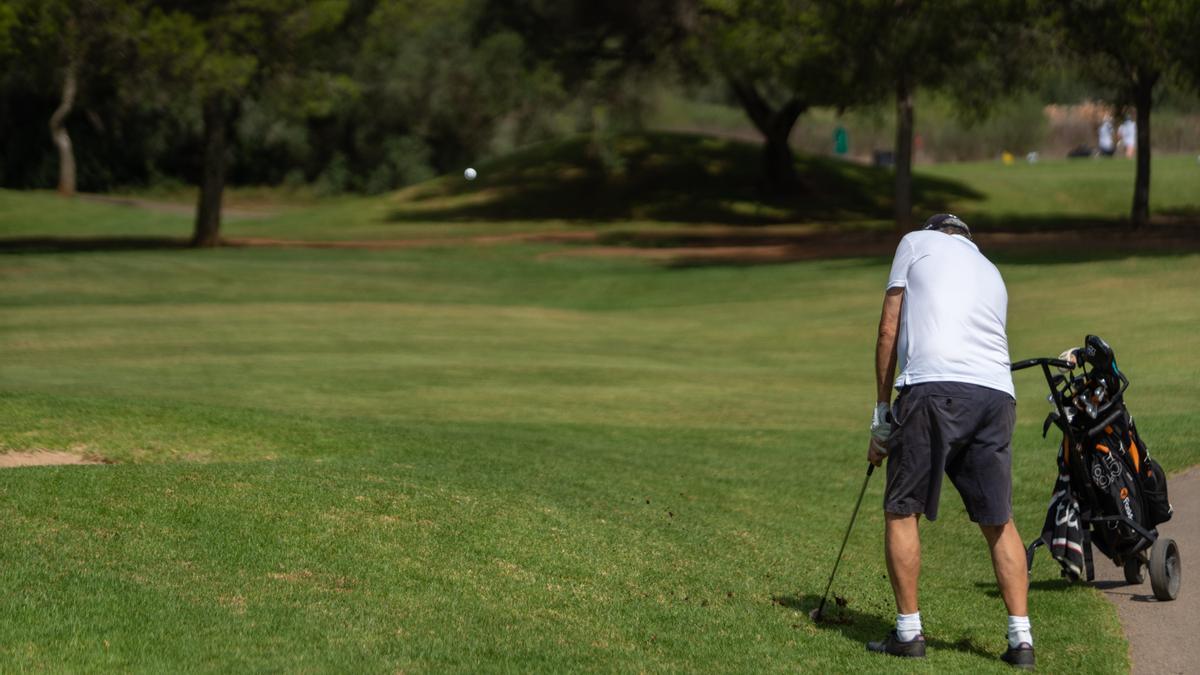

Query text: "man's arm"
[876, 288, 904, 404]
[868, 287, 904, 466]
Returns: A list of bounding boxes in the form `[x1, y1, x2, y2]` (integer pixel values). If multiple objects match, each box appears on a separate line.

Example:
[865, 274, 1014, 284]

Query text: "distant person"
[1098, 116, 1115, 157]
[866, 214, 1035, 668]
[1118, 116, 1137, 158]
[834, 125, 849, 157]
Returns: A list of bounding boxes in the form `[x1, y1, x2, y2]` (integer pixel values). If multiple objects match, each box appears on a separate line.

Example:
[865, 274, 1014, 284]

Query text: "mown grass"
[921, 154, 1200, 226]
[2, 205, 1199, 672]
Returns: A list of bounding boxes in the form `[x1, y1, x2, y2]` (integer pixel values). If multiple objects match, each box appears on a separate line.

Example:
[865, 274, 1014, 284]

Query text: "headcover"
[1082, 334, 1121, 396]
[923, 213, 972, 239]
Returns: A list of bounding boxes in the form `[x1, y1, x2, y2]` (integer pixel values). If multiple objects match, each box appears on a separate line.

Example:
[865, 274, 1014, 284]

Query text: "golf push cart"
[1012, 335, 1181, 601]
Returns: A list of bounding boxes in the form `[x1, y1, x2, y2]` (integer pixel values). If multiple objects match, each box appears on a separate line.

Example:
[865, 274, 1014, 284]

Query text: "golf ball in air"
[464, 167, 477, 180]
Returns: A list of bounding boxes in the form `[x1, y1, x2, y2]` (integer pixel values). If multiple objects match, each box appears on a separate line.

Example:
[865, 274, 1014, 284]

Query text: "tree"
[484, 0, 861, 193]
[141, 1, 351, 247]
[825, 0, 1036, 231]
[3, 0, 142, 197]
[0, 2, 16, 56]
[1050, 0, 1188, 228]
[351, 0, 557, 183]
[1168, 3, 1200, 91]
[690, 0, 857, 192]
[479, 0, 691, 141]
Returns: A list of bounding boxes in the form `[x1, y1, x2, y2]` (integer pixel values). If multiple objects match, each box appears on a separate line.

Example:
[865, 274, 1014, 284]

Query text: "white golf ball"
[464, 167, 477, 181]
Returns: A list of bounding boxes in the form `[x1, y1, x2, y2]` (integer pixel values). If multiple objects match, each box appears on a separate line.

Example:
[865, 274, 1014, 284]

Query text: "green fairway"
[2, 193, 1199, 672]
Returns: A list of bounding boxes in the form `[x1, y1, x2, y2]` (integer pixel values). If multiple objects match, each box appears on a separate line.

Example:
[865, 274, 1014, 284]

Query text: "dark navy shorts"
[884, 381, 1017, 526]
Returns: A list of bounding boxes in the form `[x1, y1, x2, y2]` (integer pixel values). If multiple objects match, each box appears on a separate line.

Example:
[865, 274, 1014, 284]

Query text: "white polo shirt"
[886, 230, 1014, 397]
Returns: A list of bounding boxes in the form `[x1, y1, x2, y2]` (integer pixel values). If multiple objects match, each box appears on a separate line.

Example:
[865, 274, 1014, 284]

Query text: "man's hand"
[868, 402, 891, 466]
[868, 438, 888, 466]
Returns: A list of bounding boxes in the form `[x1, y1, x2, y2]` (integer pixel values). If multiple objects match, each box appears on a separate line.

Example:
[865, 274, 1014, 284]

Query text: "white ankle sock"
[1008, 615, 1033, 648]
[896, 611, 922, 641]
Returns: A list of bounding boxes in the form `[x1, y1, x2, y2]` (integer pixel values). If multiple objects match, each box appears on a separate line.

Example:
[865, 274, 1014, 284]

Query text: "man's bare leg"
[982, 517, 1036, 668]
[885, 512, 921, 614]
[868, 512, 927, 655]
[980, 519, 1028, 616]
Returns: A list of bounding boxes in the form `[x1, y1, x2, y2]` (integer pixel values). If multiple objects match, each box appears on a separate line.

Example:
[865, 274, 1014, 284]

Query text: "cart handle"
[1011, 357, 1075, 371]
[1012, 356, 1131, 435]
[1011, 357, 1075, 427]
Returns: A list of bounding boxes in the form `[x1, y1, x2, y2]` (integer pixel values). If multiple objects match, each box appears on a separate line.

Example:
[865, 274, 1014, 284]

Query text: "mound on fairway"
[386, 132, 981, 225]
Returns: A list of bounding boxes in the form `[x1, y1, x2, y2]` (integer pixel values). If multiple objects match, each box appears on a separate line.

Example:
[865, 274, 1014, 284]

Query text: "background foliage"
[1, 0, 1197, 197]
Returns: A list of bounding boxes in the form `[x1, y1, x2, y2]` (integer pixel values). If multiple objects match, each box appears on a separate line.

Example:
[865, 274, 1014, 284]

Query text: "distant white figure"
[1098, 116, 1115, 157]
[1118, 117, 1137, 158]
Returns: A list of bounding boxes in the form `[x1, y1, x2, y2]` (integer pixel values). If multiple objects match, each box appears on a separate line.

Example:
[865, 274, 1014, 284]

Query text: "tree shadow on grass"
[973, 579, 1083, 597]
[0, 236, 192, 254]
[386, 132, 982, 226]
[569, 227, 1200, 270]
[966, 212, 1200, 233]
[774, 594, 996, 660]
[1160, 206, 1200, 219]
[985, 236, 1200, 266]
[652, 209, 1200, 267]
[978, 577, 1161, 602]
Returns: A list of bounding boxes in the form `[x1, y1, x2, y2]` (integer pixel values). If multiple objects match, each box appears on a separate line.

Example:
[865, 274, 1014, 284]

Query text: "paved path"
[1093, 466, 1199, 675]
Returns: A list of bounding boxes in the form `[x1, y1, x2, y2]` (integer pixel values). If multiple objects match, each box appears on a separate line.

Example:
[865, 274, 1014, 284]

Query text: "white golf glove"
[870, 402, 892, 446]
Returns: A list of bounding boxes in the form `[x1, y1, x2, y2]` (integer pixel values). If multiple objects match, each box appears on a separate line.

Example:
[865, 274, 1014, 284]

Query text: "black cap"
[923, 213, 971, 239]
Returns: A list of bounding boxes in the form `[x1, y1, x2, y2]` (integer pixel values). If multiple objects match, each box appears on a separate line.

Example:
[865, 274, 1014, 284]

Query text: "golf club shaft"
[815, 463, 875, 618]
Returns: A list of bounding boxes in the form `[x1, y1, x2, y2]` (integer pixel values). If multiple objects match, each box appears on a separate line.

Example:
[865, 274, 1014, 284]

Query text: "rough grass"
[2, 221, 1198, 671]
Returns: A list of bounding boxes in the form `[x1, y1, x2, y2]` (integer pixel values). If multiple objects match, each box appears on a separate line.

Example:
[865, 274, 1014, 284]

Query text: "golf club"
[811, 462, 875, 622]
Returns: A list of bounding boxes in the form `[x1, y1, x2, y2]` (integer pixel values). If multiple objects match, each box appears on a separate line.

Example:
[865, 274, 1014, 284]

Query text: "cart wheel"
[1124, 557, 1145, 585]
[1149, 537, 1181, 601]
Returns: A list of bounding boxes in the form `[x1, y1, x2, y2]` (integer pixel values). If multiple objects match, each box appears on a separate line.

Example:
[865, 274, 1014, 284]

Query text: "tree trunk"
[763, 119, 800, 192]
[49, 58, 78, 197]
[193, 95, 230, 248]
[728, 79, 806, 194]
[893, 75, 914, 233]
[1130, 73, 1154, 229]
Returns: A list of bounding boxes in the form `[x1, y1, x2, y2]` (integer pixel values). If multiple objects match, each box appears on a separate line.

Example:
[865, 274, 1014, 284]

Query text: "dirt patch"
[539, 243, 813, 265]
[229, 224, 1200, 266]
[0, 451, 110, 468]
[538, 226, 891, 265]
[223, 231, 594, 250]
[29, 219, 1192, 265]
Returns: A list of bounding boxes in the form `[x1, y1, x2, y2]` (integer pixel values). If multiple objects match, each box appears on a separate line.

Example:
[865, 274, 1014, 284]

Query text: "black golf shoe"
[866, 630, 926, 658]
[1001, 642, 1036, 670]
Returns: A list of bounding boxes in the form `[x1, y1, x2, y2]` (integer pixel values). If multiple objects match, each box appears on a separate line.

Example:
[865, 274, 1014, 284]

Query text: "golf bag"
[1014, 336, 1178, 599]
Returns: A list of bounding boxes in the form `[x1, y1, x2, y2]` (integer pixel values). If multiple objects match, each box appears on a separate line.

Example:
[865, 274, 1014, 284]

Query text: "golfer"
[865, 214, 1034, 669]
